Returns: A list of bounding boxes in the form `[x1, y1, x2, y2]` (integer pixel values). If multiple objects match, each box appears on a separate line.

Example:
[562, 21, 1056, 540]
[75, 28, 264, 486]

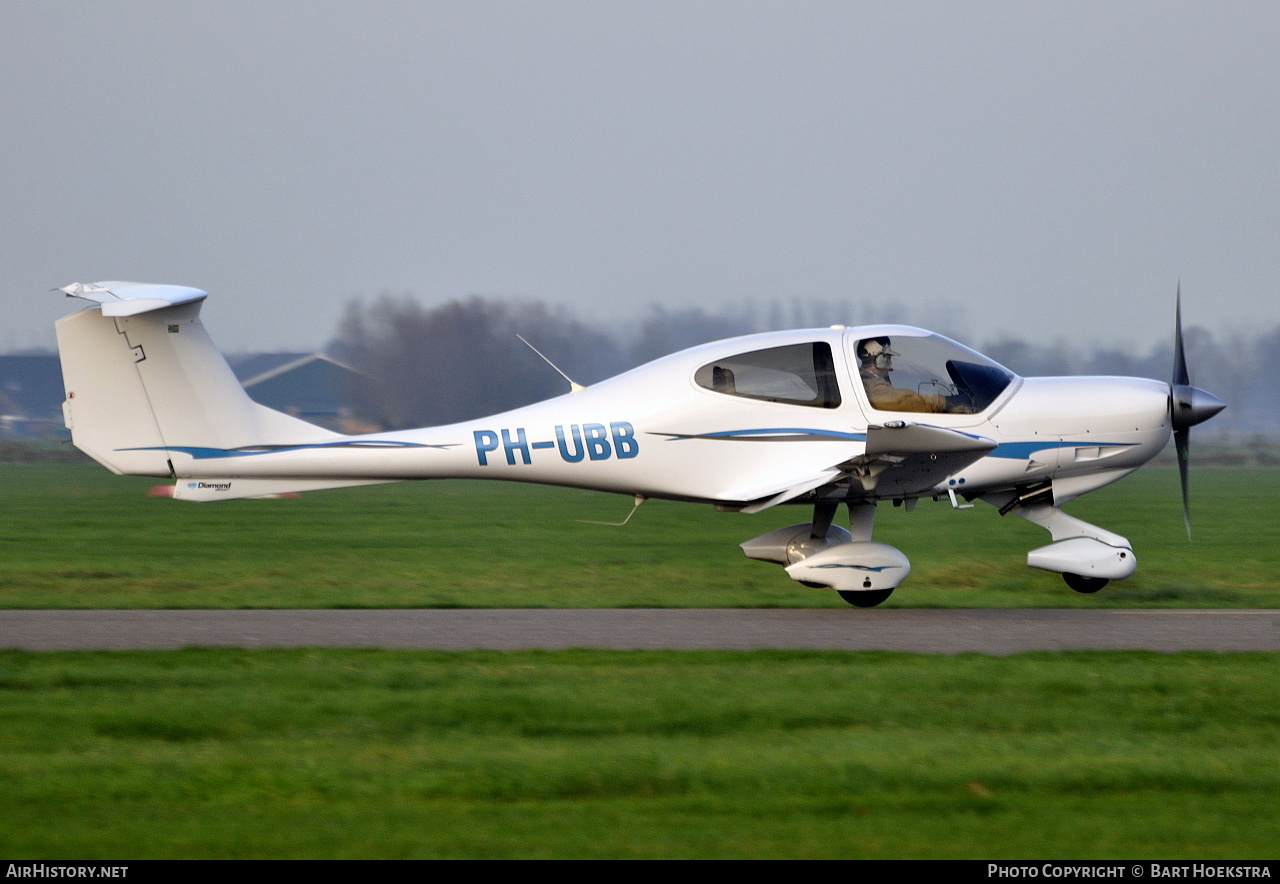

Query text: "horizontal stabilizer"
[60, 281, 208, 316]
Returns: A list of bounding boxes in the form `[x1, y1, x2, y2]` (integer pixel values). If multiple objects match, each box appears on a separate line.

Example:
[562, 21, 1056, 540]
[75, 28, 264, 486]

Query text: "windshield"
[853, 333, 1014, 414]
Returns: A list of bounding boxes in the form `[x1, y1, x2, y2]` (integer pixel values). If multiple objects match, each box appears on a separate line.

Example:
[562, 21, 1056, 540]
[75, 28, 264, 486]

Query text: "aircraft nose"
[1171, 385, 1226, 430]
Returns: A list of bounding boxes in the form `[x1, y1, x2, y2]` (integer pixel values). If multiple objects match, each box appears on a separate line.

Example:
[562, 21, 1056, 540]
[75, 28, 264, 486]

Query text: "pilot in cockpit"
[857, 337, 973, 414]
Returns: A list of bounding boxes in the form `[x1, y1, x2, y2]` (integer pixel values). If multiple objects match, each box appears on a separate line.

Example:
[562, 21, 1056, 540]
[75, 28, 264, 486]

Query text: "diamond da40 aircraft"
[54, 282, 1224, 607]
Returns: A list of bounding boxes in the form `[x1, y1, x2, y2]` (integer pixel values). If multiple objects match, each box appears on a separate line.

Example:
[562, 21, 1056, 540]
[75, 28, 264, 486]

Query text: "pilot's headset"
[858, 337, 899, 370]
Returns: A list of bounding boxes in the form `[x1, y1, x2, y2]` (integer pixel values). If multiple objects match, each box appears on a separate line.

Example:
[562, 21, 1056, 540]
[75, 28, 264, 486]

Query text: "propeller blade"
[1175, 427, 1191, 539]
[1172, 283, 1193, 539]
[1173, 281, 1190, 387]
[1167, 285, 1225, 539]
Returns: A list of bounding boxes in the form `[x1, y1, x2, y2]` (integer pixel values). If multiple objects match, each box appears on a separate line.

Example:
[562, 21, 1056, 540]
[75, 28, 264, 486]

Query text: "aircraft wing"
[845, 422, 997, 496]
[725, 422, 994, 512]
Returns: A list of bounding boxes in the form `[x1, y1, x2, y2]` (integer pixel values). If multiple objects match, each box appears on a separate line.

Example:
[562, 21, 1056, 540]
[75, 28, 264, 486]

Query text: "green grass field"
[3, 462, 1277, 858]
[1, 649, 1277, 859]
[1, 462, 1276, 608]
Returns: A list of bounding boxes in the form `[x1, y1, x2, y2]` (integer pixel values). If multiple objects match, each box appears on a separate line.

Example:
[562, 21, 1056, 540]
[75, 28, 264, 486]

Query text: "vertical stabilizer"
[55, 282, 339, 477]
[57, 306, 170, 476]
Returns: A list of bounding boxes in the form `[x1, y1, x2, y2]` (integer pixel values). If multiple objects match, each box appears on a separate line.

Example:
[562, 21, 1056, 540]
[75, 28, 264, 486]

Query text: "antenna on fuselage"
[578, 494, 647, 527]
[517, 334, 585, 394]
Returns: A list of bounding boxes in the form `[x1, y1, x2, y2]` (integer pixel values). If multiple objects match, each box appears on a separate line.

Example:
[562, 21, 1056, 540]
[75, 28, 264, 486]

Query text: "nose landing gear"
[837, 588, 895, 608]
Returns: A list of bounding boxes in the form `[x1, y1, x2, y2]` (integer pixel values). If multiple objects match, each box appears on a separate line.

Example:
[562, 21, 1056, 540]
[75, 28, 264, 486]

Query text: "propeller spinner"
[1169, 286, 1227, 537]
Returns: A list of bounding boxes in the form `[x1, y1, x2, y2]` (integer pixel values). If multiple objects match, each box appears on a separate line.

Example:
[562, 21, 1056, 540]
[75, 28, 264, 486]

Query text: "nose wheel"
[1063, 573, 1109, 594]
[837, 589, 894, 607]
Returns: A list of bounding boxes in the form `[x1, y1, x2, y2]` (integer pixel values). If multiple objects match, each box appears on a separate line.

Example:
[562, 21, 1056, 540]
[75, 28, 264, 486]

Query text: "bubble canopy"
[691, 326, 1018, 414]
[852, 328, 1017, 413]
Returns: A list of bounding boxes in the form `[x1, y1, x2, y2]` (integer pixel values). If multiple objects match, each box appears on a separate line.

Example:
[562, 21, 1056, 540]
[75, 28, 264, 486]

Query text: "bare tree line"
[330, 294, 1278, 437]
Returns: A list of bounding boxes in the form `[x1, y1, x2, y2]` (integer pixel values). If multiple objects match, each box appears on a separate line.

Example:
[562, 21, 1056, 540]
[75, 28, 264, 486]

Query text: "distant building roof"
[0, 350, 375, 438]
[0, 354, 64, 420]
[239, 353, 366, 427]
[240, 352, 361, 388]
[227, 352, 313, 383]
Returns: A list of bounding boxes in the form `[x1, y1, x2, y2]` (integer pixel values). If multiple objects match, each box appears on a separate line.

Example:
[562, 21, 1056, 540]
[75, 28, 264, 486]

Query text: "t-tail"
[55, 282, 385, 500]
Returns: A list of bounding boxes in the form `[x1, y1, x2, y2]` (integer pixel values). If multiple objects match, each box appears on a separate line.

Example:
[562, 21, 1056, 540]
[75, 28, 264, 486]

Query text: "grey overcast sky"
[3, 1, 1277, 353]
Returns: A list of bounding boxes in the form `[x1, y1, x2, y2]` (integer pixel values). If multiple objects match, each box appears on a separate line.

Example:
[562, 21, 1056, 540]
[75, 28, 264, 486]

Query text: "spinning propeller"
[1169, 285, 1227, 537]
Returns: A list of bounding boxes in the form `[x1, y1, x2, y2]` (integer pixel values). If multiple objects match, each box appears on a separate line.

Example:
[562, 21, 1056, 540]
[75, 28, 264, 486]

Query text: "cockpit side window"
[695, 342, 841, 408]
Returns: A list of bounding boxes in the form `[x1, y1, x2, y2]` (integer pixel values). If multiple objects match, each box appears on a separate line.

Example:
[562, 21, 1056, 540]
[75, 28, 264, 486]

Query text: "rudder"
[55, 282, 338, 477]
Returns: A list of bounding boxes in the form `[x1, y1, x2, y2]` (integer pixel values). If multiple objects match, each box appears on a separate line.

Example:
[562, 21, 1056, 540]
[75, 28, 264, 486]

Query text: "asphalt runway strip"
[1, 609, 1277, 653]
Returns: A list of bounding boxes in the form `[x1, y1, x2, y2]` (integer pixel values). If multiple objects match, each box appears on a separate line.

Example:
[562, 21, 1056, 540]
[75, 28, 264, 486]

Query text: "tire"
[837, 589, 894, 608]
[1063, 573, 1109, 594]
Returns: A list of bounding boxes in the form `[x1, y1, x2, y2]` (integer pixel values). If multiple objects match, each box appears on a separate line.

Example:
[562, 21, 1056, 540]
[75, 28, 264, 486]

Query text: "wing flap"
[734, 468, 843, 514]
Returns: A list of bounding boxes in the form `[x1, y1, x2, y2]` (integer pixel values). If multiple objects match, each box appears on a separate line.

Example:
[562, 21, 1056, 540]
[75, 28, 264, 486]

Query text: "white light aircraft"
[53, 281, 1225, 607]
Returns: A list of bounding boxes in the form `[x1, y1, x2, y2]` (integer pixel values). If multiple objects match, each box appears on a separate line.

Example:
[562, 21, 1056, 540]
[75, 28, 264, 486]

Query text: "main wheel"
[838, 589, 893, 608]
[1063, 573, 1109, 594]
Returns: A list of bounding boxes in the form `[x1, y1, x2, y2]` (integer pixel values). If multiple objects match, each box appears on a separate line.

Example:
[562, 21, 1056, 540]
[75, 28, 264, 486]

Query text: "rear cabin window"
[694, 342, 841, 408]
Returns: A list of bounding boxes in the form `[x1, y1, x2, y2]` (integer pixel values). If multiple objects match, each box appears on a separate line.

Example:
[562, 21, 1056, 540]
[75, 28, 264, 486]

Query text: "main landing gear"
[1063, 573, 1109, 594]
[740, 501, 910, 608]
